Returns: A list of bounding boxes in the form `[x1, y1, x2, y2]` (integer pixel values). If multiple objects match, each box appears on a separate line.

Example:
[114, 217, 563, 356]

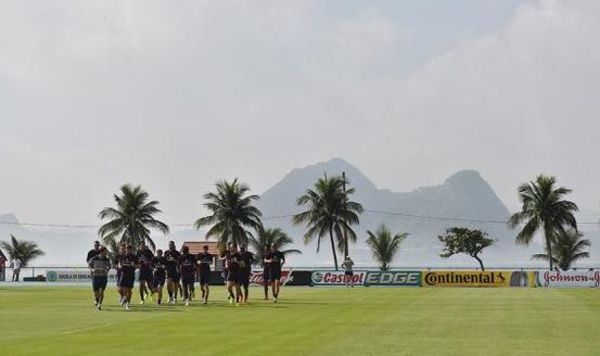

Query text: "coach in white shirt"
[12, 258, 22, 282]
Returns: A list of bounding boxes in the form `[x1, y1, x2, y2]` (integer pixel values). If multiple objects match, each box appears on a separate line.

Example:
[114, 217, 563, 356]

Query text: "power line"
[1, 209, 598, 229]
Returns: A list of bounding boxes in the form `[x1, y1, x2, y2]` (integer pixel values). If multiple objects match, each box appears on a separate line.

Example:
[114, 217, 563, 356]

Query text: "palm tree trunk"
[474, 255, 485, 271]
[544, 225, 554, 270]
[329, 226, 339, 271]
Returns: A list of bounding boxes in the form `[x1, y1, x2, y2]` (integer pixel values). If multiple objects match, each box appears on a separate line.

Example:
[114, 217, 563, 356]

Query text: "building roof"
[181, 241, 220, 255]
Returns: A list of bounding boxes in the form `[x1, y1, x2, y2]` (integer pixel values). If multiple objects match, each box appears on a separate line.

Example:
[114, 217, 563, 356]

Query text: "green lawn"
[0, 286, 598, 355]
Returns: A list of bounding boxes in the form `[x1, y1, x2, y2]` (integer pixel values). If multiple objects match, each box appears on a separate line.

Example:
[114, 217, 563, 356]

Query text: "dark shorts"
[240, 271, 251, 287]
[226, 270, 241, 284]
[139, 267, 153, 282]
[345, 271, 354, 276]
[263, 269, 271, 283]
[166, 270, 180, 281]
[199, 271, 210, 285]
[181, 276, 195, 287]
[115, 269, 122, 285]
[153, 275, 165, 289]
[118, 271, 135, 288]
[271, 268, 282, 281]
[92, 276, 108, 292]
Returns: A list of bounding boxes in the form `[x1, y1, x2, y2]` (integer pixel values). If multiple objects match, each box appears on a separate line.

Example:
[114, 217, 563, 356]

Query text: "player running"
[118, 245, 138, 310]
[88, 247, 111, 311]
[115, 243, 126, 304]
[225, 244, 243, 305]
[179, 246, 197, 306]
[151, 249, 167, 305]
[219, 243, 232, 301]
[86, 240, 101, 306]
[239, 244, 254, 303]
[262, 244, 272, 300]
[164, 241, 181, 304]
[266, 244, 285, 303]
[197, 245, 213, 304]
[137, 241, 155, 304]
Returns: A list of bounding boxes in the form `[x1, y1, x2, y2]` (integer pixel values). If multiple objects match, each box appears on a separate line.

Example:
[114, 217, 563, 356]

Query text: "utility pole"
[342, 171, 349, 259]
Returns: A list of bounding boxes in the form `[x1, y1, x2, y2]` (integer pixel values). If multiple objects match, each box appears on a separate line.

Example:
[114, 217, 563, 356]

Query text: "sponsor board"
[249, 269, 293, 286]
[311, 270, 367, 286]
[422, 270, 512, 287]
[365, 271, 421, 286]
[534, 270, 600, 288]
[46, 270, 118, 282]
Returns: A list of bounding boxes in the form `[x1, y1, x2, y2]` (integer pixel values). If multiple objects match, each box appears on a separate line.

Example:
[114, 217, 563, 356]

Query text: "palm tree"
[293, 175, 363, 270]
[195, 179, 263, 247]
[532, 229, 590, 270]
[508, 175, 578, 270]
[249, 227, 302, 267]
[366, 225, 407, 271]
[98, 184, 169, 251]
[103, 235, 121, 264]
[0, 235, 44, 267]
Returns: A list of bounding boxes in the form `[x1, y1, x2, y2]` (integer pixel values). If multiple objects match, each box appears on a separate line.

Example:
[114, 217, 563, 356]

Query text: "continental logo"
[422, 271, 509, 287]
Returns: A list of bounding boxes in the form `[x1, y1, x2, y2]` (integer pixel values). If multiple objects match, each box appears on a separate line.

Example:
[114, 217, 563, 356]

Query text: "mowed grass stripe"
[0, 287, 599, 355]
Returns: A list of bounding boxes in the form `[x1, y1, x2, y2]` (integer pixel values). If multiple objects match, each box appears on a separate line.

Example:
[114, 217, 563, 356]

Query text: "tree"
[98, 184, 169, 251]
[532, 228, 590, 271]
[293, 175, 363, 270]
[438, 227, 495, 271]
[0, 235, 44, 267]
[248, 227, 302, 267]
[194, 179, 263, 247]
[508, 175, 578, 270]
[366, 225, 407, 271]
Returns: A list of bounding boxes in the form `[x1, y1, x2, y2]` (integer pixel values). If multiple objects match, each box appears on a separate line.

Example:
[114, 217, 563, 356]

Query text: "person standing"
[342, 256, 355, 288]
[239, 244, 254, 304]
[12, 258, 22, 282]
[197, 245, 213, 305]
[89, 247, 111, 311]
[137, 241, 155, 304]
[262, 244, 272, 300]
[266, 245, 285, 303]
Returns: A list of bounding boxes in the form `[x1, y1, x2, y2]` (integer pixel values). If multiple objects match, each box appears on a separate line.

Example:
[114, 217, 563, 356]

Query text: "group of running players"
[86, 240, 285, 311]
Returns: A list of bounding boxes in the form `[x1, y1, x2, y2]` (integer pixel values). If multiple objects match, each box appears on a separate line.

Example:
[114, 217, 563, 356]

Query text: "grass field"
[0, 286, 598, 355]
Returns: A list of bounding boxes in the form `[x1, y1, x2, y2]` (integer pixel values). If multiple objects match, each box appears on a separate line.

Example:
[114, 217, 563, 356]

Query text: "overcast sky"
[1, 0, 599, 226]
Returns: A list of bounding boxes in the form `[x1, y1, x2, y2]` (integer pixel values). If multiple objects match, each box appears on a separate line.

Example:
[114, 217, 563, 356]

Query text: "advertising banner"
[311, 270, 367, 286]
[249, 269, 293, 286]
[534, 270, 600, 288]
[46, 269, 118, 282]
[422, 270, 513, 287]
[365, 271, 421, 286]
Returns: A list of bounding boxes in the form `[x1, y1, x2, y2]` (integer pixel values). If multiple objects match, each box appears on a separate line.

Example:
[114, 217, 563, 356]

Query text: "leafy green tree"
[438, 227, 495, 271]
[532, 229, 590, 271]
[293, 175, 363, 270]
[195, 179, 263, 247]
[249, 227, 302, 267]
[508, 175, 578, 270]
[366, 225, 407, 271]
[0, 235, 44, 267]
[98, 184, 169, 251]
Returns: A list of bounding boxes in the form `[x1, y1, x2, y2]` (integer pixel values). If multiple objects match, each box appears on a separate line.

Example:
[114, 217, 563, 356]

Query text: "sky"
[1, 0, 599, 227]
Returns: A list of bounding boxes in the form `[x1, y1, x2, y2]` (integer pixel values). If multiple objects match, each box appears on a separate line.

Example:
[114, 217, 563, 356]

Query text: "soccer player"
[88, 247, 111, 311]
[86, 240, 101, 263]
[115, 243, 126, 303]
[239, 244, 254, 303]
[151, 249, 167, 305]
[197, 245, 213, 304]
[179, 246, 197, 306]
[137, 241, 155, 304]
[342, 256, 355, 287]
[164, 241, 181, 304]
[225, 244, 243, 305]
[262, 244, 272, 300]
[267, 244, 285, 303]
[219, 243, 232, 301]
[86, 240, 101, 305]
[118, 245, 138, 310]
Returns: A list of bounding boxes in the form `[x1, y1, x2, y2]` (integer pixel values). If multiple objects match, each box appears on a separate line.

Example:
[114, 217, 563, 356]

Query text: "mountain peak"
[0, 213, 19, 225]
[444, 170, 487, 187]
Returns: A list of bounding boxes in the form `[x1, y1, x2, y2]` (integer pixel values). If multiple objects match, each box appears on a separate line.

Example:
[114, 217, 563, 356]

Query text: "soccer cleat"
[97, 305, 102, 311]
[124, 303, 130, 310]
[229, 298, 233, 305]
[185, 299, 190, 306]
[140, 300, 145, 305]
[273, 297, 278, 303]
